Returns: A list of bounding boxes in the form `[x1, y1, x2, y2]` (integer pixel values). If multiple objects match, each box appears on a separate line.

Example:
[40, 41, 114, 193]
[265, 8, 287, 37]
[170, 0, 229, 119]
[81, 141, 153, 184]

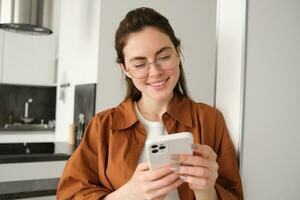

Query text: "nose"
[148, 61, 163, 77]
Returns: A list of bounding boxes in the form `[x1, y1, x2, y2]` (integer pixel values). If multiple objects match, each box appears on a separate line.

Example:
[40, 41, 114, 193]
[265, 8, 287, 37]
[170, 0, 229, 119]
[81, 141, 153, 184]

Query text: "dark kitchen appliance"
[73, 83, 96, 128]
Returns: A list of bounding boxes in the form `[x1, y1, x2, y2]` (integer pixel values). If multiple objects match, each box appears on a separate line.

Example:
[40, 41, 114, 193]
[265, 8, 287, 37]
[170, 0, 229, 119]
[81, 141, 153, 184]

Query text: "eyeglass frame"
[123, 47, 180, 79]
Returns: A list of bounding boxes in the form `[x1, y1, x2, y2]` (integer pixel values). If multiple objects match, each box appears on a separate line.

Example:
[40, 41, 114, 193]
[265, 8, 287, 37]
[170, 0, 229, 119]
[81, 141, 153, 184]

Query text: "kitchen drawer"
[0, 161, 66, 182]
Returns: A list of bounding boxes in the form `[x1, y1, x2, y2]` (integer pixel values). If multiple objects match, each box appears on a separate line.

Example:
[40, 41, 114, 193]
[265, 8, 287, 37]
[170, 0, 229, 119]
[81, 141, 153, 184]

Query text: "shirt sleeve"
[56, 114, 113, 200]
[214, 110, 244, 200]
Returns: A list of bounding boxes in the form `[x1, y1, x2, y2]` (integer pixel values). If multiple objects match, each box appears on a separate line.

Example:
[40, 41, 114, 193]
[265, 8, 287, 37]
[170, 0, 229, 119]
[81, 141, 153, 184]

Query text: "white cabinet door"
[0, 161, 66, 182]
[2, 31, 56, 85]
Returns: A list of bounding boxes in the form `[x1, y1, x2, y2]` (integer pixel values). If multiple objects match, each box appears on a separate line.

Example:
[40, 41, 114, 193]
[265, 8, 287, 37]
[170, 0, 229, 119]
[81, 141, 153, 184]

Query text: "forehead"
[123, 26, 175, 58]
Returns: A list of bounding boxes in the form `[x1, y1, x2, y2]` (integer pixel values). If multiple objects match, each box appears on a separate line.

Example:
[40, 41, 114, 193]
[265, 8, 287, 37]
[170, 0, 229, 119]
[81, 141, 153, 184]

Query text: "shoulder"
[189, 99, 221, 119]
[188, 99, 226, 135]
[90, 98, 136, 131]
[94, 107, 116, 121]
[169, 96, 223, 125]
[89, 106, 120, 130]
[93, 98, 132, 121]
[189, 100, 228, 151]
[83, 107, 116, 137]
[82, 107, 118, 147]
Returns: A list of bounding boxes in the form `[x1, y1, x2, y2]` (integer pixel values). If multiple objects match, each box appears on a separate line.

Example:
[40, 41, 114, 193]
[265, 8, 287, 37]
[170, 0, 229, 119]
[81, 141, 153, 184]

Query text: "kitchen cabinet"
[0, 142, 72, 198]
[0, 161, 63, 199]
[0, 30, 56, 86]
[0, 161, 66, 182]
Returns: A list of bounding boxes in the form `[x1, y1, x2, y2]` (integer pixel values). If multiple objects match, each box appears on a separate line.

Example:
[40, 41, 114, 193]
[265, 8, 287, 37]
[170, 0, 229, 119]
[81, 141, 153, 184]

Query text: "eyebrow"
[129, 46, 172, 62]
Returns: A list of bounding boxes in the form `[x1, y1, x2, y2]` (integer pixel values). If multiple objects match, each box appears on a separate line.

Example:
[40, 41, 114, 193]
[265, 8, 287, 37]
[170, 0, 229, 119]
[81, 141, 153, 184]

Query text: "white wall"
[0, 30, 3, 82]
[96, 0, 217, 112]
[241, 0, 300, 199]
[55, 0, 100, 141]
[215, 0, 247, 154]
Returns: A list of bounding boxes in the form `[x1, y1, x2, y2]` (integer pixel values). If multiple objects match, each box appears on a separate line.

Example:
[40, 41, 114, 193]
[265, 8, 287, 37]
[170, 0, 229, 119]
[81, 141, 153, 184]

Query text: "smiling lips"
[148, 78, 169, 90]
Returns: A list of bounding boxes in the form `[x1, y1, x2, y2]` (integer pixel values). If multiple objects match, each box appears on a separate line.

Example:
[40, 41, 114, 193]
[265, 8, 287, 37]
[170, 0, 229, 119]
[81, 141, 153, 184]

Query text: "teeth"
[150, 80, 165, 86]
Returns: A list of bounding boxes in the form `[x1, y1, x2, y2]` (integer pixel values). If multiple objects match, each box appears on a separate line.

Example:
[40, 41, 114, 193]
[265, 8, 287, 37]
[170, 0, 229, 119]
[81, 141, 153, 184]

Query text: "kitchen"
[1, 0, 300, 200]
[0, 0, 99, 199]
[0, 0, 217, 199]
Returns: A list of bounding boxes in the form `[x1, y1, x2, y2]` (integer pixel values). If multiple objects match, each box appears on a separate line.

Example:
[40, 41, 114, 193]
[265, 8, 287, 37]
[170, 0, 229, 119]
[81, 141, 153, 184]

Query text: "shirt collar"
[112, 98, 138, 131]
[112, 95, 193, 131]
[166, 95, 193, 128]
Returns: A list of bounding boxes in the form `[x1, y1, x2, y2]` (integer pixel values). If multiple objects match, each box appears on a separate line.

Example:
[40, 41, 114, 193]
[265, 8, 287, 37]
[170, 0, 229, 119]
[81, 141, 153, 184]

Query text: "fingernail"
[179, 175, 187, 182]
[170, 165, 180, 172]
[170, 154, 179, 161]
[191, 144, 198, 150]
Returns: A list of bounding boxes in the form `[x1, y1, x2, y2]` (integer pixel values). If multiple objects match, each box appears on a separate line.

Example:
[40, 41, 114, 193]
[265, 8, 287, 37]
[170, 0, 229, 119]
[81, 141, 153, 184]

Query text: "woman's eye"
[158, 55, 170, 61]
[134, 63, 147, 68]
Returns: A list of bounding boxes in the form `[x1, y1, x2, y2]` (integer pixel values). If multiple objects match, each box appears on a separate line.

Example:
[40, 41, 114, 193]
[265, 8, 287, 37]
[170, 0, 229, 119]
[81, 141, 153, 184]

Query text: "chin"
[148, 91, 173, 102]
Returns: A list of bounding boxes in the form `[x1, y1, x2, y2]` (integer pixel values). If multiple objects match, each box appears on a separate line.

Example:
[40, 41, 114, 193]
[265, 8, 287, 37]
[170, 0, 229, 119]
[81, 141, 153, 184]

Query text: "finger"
[191, 144, 217, 161]
[171, 165, 211, 178]
[146, 172, 180, 191]
[170, 154, 211, 168]
[143, 164, 174, 181]
[136, 162, 150, 171]
[179, 175, 212, 190]
[149, 178, 184, 199]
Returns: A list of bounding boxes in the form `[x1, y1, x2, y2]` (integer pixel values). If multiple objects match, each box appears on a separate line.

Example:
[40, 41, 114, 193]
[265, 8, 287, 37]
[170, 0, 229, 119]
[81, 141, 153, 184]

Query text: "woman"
[57, 7, 243, 200]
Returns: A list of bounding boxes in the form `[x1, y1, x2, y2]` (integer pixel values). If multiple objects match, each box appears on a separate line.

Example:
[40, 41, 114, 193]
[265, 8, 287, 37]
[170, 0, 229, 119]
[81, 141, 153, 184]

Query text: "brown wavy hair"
[115, 7, 190, 101]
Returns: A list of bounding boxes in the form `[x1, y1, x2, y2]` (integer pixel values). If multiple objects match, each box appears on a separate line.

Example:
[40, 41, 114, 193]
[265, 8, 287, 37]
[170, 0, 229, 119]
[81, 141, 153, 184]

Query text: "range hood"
[0, 0, 53, 35]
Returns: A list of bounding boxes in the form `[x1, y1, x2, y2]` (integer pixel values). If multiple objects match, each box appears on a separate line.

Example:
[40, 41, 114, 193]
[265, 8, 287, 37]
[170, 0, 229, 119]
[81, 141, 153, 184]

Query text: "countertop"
[0, 142, 75, 199]
[0, 142, 75, 164]
[0, 123, 55, 132]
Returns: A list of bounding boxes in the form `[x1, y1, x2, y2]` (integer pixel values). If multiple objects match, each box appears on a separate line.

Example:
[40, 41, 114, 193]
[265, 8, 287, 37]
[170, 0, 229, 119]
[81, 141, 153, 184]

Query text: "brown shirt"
[57, 96, 243, 200]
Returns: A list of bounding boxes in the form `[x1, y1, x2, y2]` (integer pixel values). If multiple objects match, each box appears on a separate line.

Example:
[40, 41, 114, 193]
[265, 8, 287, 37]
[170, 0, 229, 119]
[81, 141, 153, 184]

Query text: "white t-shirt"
[134, 102, 180, 200]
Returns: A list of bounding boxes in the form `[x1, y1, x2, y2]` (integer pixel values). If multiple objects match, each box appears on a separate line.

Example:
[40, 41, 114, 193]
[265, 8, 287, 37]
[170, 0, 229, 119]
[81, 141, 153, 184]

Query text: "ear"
[175, 46, 182, 60]
[119, 64, 132, 78]
[176, 45, 181, 54]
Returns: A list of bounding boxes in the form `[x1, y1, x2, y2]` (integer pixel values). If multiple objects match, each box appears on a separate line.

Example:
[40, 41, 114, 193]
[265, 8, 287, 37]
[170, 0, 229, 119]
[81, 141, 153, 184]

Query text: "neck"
[137, 94, 173, 122]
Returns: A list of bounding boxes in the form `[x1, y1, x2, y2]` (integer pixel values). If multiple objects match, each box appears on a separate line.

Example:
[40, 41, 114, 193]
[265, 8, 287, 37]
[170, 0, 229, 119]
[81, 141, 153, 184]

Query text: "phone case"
[145, 132, 194, 170]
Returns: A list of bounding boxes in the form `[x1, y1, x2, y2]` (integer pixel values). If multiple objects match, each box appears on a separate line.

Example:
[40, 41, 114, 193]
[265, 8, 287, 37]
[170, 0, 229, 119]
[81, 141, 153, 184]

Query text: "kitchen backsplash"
[0, 84, 56, 126]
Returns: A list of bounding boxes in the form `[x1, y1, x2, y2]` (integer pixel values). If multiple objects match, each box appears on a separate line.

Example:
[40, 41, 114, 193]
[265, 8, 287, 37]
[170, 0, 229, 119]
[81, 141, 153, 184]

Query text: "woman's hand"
[125, 162, 184, 200]
[170, 144, 219, 199]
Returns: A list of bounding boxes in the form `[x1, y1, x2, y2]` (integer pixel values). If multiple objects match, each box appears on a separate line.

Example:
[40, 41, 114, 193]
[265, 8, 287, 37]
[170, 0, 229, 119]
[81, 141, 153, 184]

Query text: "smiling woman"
[57, 7, 243, 200]
[120, 26, 182, 104]
[124, 46, 179, 79]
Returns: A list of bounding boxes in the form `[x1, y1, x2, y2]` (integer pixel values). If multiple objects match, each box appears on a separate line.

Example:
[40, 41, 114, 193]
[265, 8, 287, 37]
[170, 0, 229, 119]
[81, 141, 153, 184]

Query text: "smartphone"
[145, 132, 194, 170]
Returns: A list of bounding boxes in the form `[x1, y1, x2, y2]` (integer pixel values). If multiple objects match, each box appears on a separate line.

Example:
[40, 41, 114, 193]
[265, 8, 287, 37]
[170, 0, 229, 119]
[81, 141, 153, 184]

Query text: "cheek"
[170, 66, 180, 83]
[131, 79, 146, 90]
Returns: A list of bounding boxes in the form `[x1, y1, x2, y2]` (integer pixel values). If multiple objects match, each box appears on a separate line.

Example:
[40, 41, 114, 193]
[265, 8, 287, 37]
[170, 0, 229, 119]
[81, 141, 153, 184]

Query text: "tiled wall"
[0, 84, 56, 126]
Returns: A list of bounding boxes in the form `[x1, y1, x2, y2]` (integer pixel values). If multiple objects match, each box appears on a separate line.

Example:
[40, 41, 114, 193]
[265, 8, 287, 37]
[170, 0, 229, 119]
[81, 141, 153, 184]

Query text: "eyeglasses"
[125, 49, 180, 79]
